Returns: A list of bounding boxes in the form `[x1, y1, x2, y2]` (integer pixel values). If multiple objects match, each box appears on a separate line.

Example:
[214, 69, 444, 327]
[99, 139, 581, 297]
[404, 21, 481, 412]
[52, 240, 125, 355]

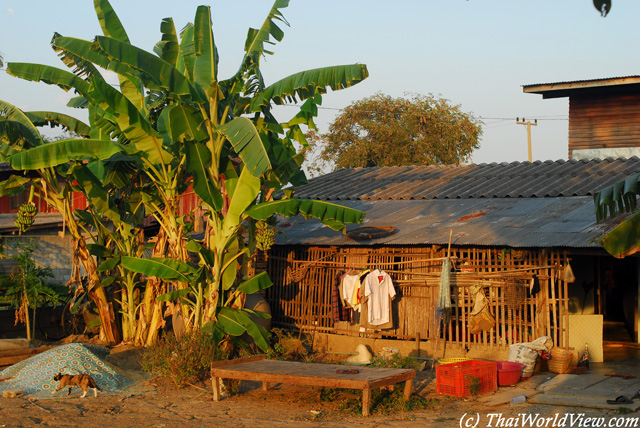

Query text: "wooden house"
[524, 76, 640, 160]
[264, 159, 640, 360]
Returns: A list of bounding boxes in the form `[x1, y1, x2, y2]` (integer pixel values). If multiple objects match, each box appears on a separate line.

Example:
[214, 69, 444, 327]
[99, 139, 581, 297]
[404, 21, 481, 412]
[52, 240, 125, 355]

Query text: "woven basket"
[549, 347, 573, 374]
[437, 357, 471, 365]
[288, 265, 310, 283]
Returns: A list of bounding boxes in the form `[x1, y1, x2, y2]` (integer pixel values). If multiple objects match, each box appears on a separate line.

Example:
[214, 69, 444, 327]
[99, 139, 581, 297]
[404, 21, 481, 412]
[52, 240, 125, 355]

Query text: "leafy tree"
[2, 240, 58, 341]
[305, 93, 482, 175]
[0, 0, 367, 347]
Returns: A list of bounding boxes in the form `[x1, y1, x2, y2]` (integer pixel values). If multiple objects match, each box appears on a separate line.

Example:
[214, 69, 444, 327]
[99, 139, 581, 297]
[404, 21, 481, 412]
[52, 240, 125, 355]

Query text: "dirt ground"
[1, 346, 636, 428]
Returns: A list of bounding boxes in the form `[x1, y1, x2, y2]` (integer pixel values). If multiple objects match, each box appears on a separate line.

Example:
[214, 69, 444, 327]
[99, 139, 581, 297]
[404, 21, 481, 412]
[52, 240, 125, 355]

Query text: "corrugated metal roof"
[275, 198, 614, 248]
[523, 76, 640, 89]
[291, 158, 640, 201]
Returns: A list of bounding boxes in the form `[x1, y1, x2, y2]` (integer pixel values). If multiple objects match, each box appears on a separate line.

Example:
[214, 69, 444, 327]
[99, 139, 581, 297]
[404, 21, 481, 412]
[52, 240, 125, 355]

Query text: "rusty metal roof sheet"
[291, 158, 640, 201]
[275, 197, 614, 248]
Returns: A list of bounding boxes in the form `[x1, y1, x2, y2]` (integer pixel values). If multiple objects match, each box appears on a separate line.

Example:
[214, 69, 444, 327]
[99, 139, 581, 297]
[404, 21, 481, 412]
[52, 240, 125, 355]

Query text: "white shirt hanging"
[364, 269, 395, 325]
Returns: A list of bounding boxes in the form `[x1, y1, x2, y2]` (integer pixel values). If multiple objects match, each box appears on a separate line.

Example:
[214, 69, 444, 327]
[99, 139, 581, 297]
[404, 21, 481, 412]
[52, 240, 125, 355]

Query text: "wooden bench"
[210, 355, 415, 417]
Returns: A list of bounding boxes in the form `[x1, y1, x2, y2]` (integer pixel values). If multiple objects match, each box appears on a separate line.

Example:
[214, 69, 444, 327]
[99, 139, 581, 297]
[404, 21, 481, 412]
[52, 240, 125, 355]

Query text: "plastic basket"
[496, 361, 525, 386]
[436, 360, 498, 398]
[437, 358, 471, 365]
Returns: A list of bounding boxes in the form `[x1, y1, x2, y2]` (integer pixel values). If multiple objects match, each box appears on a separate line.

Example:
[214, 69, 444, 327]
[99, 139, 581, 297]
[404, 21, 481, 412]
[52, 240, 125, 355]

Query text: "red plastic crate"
[436, 360, 497, 398]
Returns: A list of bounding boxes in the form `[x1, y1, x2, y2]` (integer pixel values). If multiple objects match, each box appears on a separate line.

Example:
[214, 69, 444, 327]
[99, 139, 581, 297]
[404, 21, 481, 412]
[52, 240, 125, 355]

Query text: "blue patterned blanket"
[0, 343, 133, 398]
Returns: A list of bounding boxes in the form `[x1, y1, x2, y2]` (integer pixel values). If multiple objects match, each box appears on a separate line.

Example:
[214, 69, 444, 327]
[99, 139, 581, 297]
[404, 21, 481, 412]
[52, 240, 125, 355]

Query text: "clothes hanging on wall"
[332, 271, 352, 323]
[362, 269, 396, 326]
[340, 269, 369, 312]
[530, 275, 541, 296]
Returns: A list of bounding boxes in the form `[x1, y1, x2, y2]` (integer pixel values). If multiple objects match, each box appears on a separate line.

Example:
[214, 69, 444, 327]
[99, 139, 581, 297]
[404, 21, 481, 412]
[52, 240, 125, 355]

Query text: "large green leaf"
[215, 307, 270, 351]
[25, 111, 91, 137]
[598, 209, 640, 258]
[184, 141, 223, 210]
[218, 117, 271, 177]
[9, 139, 123, 170]
[193, 6, 218, 88]
[245, 199, 365, 233]
[95, 36, 205, 102]
[0, 175, 31, 197]
[158, 104, 207, 144]
[121, 256, 197, 283]
[156, 288, 191, 302]
[222, 168, 260, 234]
[94, 0, 130, 42]
[88, 78, 171, 164]
[154, 18, 180, 67]
[0, 100, 44, 148]
[177, 24, 195, 80]
[243, 0, 290, 59]
[235, 272, 273, 294]
[70, 163, 122, 224]
[250, 64, 369, 111]
[594, 173, 640, 221]
[51, 34, 106, 80]
[7, 63, 90, 95]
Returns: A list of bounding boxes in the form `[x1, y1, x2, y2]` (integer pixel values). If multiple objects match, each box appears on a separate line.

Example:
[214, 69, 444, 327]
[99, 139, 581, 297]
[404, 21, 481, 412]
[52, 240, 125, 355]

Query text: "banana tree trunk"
[75, 239, 121, 344]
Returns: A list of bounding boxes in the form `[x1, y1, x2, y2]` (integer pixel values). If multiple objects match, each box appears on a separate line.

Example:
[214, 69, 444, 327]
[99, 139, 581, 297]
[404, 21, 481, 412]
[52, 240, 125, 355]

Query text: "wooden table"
[211, 355, 415, 417]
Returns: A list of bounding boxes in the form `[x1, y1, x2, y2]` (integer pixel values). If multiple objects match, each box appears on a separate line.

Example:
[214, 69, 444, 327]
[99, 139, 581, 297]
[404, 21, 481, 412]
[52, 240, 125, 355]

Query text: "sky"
[1, 0, 639, 167]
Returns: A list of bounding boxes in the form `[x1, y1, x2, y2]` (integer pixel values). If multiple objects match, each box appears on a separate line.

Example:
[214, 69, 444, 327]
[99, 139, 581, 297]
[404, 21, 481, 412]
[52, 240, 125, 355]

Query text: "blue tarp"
[0, 343, 133, 398]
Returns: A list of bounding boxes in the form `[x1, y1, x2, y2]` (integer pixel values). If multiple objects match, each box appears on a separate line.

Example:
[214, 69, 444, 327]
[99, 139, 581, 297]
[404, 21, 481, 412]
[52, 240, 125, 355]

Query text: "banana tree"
[594, 173, 640, 258]
[0, 100, 123, 343]
[2, 0, 368, 348]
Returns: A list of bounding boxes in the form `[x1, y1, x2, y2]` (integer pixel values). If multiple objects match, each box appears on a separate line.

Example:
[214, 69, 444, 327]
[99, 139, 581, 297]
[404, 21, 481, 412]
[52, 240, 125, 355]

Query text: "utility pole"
[516, 118, 537, 162]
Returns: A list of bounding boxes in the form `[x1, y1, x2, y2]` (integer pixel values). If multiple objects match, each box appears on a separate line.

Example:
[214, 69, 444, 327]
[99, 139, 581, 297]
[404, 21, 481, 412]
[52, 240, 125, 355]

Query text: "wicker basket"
[549, 347, 574, 374]
[437, 357, 471, 365]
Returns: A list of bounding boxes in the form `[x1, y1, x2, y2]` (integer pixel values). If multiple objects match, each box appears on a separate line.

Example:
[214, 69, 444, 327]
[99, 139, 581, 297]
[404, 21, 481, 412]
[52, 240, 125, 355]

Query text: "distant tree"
[0, 52, 4, 69]
[305, 93, 482, 175]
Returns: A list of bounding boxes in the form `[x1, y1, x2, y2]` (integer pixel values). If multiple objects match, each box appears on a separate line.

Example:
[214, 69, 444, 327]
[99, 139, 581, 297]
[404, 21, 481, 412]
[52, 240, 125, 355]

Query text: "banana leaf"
[193, 6, 219, 88]
[0, 175, 31, 197]
[245, 199, 365, 233]
[235, 272, 273, 294]
[250, 64, 369, 111]
[184, 141, 223, 211]
[597, 209, 640, 258]
[95, 36, 205, 102]
[94, 0, 130, 42]
[25, 111, 91, 137]
[88, 78, 171, 164]
[243, 0, 289, 59]
[218, 117, 271, 177]
[121, 256, 198, 283]
[7, 63, 90, 95]
[215, 307, 270, 351]
[9, 139, 123, 170]
[51, 36, 110, 79]
[0, 100, 44, 148]
[154, 18, 180, 67]
[594, 173, 640, 221]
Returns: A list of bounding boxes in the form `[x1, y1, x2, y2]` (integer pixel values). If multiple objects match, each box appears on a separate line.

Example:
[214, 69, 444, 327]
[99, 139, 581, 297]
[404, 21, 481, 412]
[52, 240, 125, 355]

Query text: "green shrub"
[142, 330, 229, 387]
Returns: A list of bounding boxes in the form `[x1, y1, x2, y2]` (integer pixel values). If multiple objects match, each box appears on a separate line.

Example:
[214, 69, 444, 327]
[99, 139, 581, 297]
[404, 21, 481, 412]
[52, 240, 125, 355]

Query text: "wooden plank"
[210, 354, 266, 368]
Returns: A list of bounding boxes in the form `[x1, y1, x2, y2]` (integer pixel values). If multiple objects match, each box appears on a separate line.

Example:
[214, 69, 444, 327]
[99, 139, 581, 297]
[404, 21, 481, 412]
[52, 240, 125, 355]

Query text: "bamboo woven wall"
[265, 245, 571, 349]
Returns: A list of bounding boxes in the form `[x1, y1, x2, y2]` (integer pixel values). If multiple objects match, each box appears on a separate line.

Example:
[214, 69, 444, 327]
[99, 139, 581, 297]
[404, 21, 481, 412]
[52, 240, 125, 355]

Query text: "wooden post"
[516, 118, 538, 162]
[212, 376, 222, 401]
[362, 387, 371, 417]
[403, 379, 414, 401]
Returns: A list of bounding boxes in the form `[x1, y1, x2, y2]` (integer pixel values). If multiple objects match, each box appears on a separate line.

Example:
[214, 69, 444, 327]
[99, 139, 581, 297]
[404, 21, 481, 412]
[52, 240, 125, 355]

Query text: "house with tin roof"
[264, 159, 640, 362]
[262, 76, 640, 361]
